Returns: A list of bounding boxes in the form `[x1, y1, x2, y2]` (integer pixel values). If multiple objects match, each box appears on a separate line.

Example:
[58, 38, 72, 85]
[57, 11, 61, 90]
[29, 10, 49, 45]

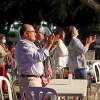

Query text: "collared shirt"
[15, 39, 49, 76]
[68, 37, 88, 71]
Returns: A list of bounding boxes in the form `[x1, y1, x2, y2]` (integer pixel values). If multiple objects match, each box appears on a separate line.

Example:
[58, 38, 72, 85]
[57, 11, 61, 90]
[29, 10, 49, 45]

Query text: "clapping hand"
[46, 34, 55, 46]
[45, 34, 59, 50]
[54, 34, 59, 42]
[46, 34, 59, 45]
[86, 36, 96, 44]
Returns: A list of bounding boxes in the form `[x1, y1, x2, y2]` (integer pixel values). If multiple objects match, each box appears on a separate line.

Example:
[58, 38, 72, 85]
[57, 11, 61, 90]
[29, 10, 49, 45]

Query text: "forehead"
[38, 28, 43, 32]
[63, 31, 65, 34]
[2, 36, 6, 39]
[73, 27, 76, 30]
[27, 25, 34, 30]
[11, 45, 16, 48]
[37, 28, 44, 35]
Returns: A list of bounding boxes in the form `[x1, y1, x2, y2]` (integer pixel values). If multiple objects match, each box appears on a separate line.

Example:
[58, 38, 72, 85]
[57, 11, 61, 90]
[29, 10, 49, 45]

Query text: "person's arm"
[23, 43, 49, 62]
[71, 38, 88, 54]
[0, 45, 10, 58]
[20, 34, 56, 62]
[5, 51, 11, 56]
[72, 36, 96, 54]
[0, 45, 6, 58]
[45, 33, 56, 51]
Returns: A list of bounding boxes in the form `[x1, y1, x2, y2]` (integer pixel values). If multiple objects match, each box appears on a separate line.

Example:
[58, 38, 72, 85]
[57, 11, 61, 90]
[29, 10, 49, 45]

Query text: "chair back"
[7, 72, 18, 100]
[93, 62, 100, 83]
[20, 87, 58, 100]
[52, 67, 63, 79]
[0, 76, 13, 100]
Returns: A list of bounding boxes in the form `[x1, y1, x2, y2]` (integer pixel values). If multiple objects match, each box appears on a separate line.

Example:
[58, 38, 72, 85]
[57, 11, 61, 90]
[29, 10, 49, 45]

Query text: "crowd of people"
[0, 34, 16, 94]
[0, 24, 96, 100]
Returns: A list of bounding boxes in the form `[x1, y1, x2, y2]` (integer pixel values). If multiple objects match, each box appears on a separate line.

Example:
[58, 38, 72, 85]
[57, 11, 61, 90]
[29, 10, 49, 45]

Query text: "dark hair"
[53, 28, 64, 38]
[66, 26, 75, 46]
[0, 34, 5, 40]
[34, 25, 41, 33]
[0, 34, 6, 43]
[20, 24, 28, 37]
[8, 41, 16, 50]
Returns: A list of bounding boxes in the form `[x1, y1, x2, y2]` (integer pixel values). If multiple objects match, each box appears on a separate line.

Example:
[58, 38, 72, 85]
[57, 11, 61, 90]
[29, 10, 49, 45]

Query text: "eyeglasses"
[27, 31, 35, 33]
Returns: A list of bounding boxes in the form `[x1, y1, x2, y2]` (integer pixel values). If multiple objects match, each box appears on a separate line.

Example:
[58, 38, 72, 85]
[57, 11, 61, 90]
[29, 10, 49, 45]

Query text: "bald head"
[20, 24, 31, 36]
[20, 24, 36, 42]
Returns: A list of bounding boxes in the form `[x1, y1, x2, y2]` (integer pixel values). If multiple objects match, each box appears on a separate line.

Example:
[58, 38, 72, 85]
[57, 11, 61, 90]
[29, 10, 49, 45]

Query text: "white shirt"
[51, 39, 68, 68]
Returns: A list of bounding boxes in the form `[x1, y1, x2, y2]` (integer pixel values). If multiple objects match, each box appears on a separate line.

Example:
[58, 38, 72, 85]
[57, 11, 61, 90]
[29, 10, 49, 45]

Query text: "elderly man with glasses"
[15, 24, 57, 89]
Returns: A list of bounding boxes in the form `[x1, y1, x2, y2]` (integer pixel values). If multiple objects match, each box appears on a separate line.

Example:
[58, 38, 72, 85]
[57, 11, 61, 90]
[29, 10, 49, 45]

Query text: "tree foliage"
[0, 0, 100, 30]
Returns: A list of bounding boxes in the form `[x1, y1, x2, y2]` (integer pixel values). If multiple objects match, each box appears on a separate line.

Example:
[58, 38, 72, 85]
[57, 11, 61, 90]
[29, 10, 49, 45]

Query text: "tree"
[78, 0, 100, 31]
[79, 0, 100, 22]
[0, 0, 99, 29]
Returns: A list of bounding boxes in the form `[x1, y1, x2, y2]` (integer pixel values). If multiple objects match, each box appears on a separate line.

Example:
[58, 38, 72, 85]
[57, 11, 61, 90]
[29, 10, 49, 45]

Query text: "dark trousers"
[74, 68, 87, 79]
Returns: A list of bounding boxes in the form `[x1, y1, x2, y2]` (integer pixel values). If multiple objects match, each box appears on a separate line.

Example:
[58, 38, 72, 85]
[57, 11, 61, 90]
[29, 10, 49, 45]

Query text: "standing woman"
[0, 34, 11, 94]
[67, 26, 96, 100]
[51, 28, 68, 79]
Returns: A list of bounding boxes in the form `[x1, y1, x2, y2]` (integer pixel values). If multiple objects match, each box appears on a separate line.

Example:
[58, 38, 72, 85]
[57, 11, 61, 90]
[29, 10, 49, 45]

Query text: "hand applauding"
[86, 36, 96, 44]
[85, 36, 96, 48]
[45, 34, 59, 50]
[46, 34, 59, 46]
[46, 34, 55, 46]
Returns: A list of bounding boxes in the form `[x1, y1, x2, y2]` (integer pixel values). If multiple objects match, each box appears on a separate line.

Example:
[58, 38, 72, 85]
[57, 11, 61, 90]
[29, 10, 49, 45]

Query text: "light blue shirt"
[15, 39, 49, 76]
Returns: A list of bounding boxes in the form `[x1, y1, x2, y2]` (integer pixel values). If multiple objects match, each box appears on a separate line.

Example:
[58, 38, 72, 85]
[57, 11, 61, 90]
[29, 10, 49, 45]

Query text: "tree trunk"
[79, 0, 100, 22]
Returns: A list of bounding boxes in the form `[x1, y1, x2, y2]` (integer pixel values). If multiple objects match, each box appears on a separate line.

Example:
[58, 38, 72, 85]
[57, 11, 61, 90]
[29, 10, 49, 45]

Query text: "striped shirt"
[68, 37, 88, 71]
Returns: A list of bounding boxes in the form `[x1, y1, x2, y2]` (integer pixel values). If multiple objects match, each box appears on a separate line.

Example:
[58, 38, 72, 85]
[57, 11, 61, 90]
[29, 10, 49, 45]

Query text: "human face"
[26, 25, 36, 42]
[36, 28, 44, 42]
[72, 27, 79, 38]
[11, 46, 16, 52]
[2, 37, 6, 44]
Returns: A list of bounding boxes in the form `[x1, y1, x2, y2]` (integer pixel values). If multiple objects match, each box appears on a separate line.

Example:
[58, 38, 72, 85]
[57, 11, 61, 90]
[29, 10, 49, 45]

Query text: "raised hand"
[54, 34, 59, 42]
[86, 36, 96, 44]
[46, 34, 59, 50]
[46, 34, 55, 46]
[92, 36, 96, 42]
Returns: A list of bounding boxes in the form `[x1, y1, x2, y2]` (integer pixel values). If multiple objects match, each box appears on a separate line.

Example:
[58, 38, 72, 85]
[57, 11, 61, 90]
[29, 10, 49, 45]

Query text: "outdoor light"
[43, 21, 47, 25]
[41, 21, 47, 26]
[14, 22, 18, 25]
[53, 26, 56, 29]
[13, 21, 19, 29]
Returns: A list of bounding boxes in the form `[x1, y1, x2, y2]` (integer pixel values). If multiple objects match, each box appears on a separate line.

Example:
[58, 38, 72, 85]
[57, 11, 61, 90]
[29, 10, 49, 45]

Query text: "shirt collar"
[20, 38, 34, 44]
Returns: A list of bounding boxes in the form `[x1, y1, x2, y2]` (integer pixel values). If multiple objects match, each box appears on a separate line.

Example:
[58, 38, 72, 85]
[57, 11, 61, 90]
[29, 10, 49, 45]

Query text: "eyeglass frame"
[26, 30, 36, 33]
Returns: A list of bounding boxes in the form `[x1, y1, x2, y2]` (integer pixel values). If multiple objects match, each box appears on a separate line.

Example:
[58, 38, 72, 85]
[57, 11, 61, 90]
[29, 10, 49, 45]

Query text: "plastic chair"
[52, 67, 64, 79]
[7, 72, 18, 100]
[20, 87, 58, 100]
[0, 76, 13, 100]
[92, 62, 100, 100]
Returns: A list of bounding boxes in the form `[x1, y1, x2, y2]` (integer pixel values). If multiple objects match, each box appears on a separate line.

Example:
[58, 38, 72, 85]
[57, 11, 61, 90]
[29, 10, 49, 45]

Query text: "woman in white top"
[51, 28, 68, 79]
